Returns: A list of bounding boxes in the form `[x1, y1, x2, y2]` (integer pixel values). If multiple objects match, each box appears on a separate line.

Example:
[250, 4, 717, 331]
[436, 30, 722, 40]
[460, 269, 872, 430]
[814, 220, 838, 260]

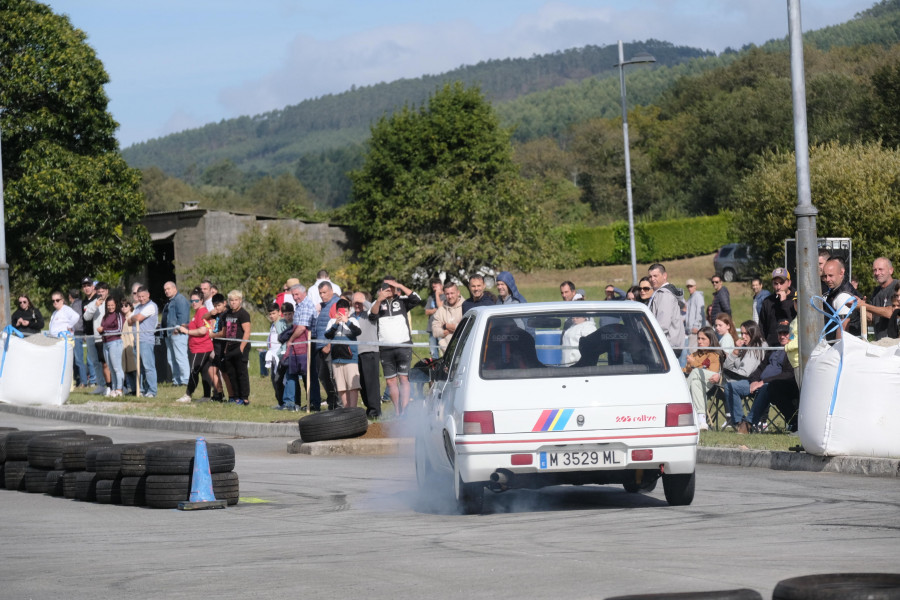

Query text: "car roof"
[463, 300, 653, 318]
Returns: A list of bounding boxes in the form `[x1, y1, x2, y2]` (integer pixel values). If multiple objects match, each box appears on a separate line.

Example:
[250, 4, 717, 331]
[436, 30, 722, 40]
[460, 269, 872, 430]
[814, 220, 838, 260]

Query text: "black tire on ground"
[4, 460, 28, 491]
[119, 476, 148, 506]
[722, 268, 736, 282]
[605, 590, 762, 599]
[298, 407, 368, 443]
[74, 471, 99, 501]
[5, 430, 85, 461]
[94, 478, 122, 504]
[662, 471, 696, 506]
[145, 443, 235, 475]
[93, 444, 133, 479]
[773, 573, 900, 600]
[28, 435, 112, 469]
[24, 466, 51, 493]
[0, 463, 5, 489]
[120, 441, 194, 477]
[145, 471, 239, 509]
[0, 429, 19, 463]
[454, 473, 484, 515]
[45, 470, 66, 496]
[59, 436, 114, 470]
[62, 471, 79, 499]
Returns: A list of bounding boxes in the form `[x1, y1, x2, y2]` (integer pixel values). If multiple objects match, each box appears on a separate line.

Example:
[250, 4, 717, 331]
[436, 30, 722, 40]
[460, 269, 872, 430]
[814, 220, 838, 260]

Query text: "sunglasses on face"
[52, 298, 63, 304]
[640, 286, 652, 291]
[191, 299, 201, 303]
[712, 280, 721, 284]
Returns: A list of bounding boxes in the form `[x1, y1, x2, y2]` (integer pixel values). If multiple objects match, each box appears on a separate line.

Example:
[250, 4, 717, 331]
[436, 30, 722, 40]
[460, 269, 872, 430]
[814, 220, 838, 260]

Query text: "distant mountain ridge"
[121, 0, 900, 209]
[121, 40, 712, 178]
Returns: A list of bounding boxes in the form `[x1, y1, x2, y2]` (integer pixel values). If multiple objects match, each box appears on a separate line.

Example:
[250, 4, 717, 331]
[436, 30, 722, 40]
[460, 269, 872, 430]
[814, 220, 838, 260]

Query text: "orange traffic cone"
[177, 437, 227, 511]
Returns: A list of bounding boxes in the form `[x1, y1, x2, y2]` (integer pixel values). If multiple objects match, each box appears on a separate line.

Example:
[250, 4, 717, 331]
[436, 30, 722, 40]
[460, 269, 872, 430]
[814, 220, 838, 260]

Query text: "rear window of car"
[478, 310, 670, 380]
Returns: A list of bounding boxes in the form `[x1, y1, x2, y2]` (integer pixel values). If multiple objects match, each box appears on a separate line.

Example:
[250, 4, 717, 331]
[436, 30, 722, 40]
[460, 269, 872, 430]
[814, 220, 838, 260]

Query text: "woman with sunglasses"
[48, 292, 80, 336]
[710, 320, 767, 433]
[636, 277, 653, 305]
[12, 295, 44, 334]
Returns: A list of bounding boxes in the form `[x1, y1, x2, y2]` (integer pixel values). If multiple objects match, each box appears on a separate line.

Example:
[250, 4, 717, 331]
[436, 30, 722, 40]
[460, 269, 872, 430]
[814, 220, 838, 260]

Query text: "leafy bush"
[569, 213, 733, 265]
[182, 224, 326, 311]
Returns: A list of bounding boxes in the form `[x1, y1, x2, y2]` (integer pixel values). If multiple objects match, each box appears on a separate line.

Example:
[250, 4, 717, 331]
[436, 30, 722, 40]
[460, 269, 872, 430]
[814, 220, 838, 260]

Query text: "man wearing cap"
[80, 278, 102, 389]
[758, 268, 796, 347]
[684, 279, 706, 354]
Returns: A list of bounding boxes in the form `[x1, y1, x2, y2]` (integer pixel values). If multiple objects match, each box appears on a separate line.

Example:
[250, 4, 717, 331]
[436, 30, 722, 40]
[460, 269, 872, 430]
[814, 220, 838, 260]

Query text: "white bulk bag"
[799, 333, 900, 458]
[0, 327, 73, 406]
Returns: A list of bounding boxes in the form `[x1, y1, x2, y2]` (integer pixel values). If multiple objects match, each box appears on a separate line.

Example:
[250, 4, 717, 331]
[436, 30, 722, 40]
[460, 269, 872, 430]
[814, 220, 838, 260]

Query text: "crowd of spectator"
[18, 251, 888, 429]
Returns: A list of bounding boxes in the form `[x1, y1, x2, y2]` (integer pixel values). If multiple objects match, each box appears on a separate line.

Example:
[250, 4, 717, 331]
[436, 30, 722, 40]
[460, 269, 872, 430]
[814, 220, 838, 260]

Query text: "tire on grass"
[298, 407, 368, 443]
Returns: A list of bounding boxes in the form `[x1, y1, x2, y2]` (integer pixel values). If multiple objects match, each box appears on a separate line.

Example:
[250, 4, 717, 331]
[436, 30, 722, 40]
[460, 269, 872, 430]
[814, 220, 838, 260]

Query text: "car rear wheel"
[662, 471, 695, 506]
[623, 473, 658, 494]
[453, 464, 484, 515]
[722, 268, 736, 282]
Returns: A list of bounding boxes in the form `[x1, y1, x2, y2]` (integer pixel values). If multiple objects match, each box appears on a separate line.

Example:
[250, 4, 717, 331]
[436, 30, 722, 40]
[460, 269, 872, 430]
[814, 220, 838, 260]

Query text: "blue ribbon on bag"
[0, 325, 25, 379]
[809, 295, 859, 415]
[55, 331, 72, 385]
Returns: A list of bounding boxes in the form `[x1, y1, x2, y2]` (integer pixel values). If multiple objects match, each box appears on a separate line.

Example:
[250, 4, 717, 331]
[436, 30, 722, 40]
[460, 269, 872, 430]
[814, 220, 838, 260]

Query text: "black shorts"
[379, 346, 412, 379]
[95, 341, 106, 364]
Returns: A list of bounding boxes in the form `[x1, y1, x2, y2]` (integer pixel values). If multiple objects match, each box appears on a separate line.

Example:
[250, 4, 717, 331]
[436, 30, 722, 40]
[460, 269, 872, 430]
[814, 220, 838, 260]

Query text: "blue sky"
[43, 0, 878, 148]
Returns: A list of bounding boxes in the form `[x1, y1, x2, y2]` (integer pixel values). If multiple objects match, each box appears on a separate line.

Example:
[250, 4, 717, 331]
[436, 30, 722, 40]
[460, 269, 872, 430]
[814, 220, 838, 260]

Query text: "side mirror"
[430, 357, 449, 382]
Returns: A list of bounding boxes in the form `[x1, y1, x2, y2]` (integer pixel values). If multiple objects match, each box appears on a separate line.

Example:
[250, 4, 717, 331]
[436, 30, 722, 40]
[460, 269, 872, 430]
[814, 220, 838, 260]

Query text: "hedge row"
[565, 213, 734, 266]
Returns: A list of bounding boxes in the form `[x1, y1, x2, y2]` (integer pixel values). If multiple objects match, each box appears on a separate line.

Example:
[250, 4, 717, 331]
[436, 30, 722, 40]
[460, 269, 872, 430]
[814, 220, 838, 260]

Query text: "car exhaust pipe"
[490, 469, 514, 491]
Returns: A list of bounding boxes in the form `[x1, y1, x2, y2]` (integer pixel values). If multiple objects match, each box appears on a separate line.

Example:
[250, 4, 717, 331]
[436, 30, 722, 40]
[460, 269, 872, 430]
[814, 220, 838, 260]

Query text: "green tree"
[347, 83, 558, 285]
[0, 0, 151, 292]
[732, 141, 900, 292]
[184, 224, 325, 311]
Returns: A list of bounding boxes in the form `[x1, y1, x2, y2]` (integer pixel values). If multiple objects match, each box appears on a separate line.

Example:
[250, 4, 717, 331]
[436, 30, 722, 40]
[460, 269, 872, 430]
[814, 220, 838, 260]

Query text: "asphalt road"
[2, 413, 899, 599]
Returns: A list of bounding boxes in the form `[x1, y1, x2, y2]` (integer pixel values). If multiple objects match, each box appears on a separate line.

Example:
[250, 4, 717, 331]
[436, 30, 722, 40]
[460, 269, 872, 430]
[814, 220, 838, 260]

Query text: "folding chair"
[706, 384, 728, 431]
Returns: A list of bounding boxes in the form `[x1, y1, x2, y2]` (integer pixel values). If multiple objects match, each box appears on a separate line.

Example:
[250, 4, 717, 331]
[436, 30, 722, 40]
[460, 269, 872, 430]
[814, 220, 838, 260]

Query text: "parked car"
[415, 301, 698, 514]
[713, 243, 753, 282]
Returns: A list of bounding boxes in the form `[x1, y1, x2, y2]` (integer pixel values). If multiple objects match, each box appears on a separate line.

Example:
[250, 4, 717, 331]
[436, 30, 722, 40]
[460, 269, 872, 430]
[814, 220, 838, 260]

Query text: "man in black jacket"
[758, 267, 797, 347]
[743, 322, 799, 432]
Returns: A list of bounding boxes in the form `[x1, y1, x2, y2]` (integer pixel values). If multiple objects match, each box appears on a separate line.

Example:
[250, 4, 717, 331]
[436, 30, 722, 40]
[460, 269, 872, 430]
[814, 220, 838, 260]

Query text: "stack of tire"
[3, 429, 86, 490]
[0, 429, 239, 508]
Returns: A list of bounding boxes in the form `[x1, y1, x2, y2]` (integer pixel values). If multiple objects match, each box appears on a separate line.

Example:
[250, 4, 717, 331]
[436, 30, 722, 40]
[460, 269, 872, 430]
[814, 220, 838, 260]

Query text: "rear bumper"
[455, 429, 698, 484]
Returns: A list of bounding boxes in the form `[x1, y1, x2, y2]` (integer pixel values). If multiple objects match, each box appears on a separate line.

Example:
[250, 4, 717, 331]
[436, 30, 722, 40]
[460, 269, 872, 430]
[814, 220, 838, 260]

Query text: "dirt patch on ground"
[359, 420, 410, 439]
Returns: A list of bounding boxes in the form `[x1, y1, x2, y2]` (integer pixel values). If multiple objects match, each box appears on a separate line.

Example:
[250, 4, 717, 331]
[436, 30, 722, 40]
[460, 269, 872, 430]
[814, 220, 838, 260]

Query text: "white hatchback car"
[415, 301, 698, 513]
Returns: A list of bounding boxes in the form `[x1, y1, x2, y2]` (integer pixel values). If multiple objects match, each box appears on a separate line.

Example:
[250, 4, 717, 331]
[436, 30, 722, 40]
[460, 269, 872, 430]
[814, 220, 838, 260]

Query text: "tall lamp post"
[615, 41, 656, 286]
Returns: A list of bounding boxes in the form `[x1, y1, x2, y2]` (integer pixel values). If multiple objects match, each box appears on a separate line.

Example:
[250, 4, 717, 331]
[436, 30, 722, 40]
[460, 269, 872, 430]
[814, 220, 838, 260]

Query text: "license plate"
[539, 449, 624, 470]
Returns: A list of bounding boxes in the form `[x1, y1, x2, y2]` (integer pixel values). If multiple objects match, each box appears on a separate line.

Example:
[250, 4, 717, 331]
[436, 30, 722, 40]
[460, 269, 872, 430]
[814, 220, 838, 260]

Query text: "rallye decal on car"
[533, 408, 574, 432]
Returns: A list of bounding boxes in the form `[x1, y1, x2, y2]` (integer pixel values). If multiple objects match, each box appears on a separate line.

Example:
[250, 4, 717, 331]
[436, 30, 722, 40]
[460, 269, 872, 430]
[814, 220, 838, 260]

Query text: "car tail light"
[463, 411, 495, 434]
[631, 449, 653, 461]
[665, 403, 694, 427]
[511, 454, 532, 465]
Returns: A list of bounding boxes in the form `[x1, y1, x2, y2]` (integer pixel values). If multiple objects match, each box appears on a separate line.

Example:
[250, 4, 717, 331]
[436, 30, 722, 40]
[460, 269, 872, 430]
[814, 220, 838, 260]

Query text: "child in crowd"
[683, 325, 723, 431]
[324, 298, 362, 409]
[714, 312, 738, 350]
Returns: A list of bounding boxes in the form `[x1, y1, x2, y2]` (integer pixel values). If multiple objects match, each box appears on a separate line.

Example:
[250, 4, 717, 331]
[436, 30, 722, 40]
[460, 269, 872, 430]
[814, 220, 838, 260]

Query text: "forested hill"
[121, 40, 711, 178]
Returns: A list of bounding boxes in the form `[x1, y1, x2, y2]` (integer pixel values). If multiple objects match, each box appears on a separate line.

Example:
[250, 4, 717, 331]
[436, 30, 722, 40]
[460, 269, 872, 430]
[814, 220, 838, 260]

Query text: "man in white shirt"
[306, 270, 342, 308]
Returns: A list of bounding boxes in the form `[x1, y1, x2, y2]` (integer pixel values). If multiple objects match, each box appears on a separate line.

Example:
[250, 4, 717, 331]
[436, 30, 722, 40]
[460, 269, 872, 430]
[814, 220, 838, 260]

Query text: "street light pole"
[0, 129, 10, 329]
[616, 41, 656, 287]
[787, 0, 820, 383]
